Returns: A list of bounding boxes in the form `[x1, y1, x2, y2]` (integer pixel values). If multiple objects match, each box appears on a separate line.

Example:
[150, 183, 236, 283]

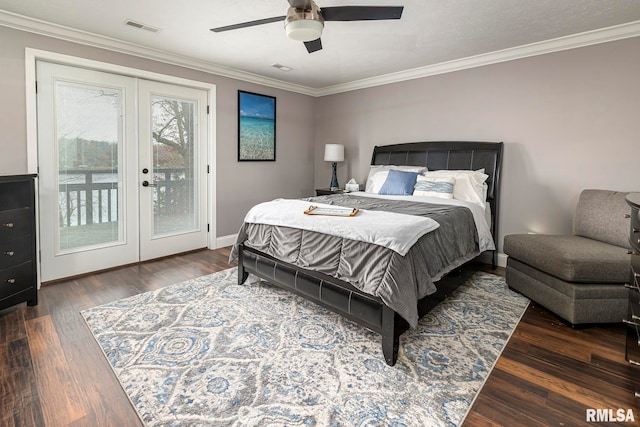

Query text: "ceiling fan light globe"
[285, 19, 323, 42]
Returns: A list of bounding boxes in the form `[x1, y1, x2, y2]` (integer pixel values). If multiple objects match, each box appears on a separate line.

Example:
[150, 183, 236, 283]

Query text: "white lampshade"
[324, 144, 344, 162]
[285, 19, 324, 42]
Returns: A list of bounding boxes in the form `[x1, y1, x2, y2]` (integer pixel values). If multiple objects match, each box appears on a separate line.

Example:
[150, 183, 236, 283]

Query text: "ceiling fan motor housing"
[285, 3, 324, 42]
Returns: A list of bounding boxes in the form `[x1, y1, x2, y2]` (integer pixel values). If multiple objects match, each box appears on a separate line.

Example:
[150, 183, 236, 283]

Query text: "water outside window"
[55, 81, 122, 251]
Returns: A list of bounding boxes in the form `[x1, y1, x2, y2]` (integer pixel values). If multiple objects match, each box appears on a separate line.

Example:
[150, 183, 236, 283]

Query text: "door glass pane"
[56, 82, 122, 251]
[151, 96, 198, 236]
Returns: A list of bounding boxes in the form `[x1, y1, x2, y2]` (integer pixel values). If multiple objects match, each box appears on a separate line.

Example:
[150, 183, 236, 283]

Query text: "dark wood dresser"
[0, 174, 37, 311]
[625, 192, 640, 399]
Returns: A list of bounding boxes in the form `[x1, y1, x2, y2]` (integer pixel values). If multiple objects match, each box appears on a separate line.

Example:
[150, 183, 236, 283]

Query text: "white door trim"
[25, 48, 217, 283]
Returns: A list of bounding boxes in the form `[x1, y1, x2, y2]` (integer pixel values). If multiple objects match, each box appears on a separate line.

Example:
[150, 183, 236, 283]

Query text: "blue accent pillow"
[378, 169, 419, 195]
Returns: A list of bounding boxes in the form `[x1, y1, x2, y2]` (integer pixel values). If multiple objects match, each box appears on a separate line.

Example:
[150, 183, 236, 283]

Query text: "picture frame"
[237, 90, 276, 161]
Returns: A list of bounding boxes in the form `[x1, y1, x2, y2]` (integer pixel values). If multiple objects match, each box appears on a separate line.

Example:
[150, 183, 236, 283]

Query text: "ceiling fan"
[210, 0, 404, 53]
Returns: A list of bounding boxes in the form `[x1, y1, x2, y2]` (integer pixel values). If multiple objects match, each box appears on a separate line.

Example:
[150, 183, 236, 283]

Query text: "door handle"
[142, 180, 157, 187]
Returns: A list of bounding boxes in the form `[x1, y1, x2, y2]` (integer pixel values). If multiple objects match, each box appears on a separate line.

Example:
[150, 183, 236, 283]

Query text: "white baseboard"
[497, 252, 507, 268]
[476, 251, 507, 268]
[215, 234, 237, 249]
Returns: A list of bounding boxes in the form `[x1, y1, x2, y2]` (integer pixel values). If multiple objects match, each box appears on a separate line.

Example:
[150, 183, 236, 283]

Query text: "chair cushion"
[573, 189, 630, 249]
[504, 233, 630, 283]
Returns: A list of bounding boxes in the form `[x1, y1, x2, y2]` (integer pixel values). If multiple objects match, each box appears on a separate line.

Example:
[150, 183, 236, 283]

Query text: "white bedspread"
[243, 199, 439, 256]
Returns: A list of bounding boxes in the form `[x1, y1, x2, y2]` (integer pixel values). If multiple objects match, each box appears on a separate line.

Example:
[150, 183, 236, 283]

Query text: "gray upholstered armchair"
[504, 189, 631, 325]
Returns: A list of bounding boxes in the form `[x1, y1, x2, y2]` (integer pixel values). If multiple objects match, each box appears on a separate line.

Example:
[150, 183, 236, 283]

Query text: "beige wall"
[0, 26, 316, 236]
[314, 37, 640, 253]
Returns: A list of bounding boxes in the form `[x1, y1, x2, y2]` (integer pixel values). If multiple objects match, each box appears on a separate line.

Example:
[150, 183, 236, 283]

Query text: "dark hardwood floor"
[1, 248, 638, 426]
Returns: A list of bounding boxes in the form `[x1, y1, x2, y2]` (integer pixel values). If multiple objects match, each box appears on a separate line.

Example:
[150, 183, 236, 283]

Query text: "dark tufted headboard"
[371, 141, 504, 266]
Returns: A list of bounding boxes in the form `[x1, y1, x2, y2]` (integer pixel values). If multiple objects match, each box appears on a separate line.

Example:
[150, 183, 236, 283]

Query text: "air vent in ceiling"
[124, 19, 161, 33]
[271, 63, 293, 72]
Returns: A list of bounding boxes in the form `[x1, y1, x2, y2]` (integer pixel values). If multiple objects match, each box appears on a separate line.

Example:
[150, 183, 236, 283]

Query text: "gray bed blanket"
[230, 194, 479, 327]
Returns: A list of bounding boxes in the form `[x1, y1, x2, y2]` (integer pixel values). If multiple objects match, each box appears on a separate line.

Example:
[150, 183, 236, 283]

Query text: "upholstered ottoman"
[504, 190, 631, 325]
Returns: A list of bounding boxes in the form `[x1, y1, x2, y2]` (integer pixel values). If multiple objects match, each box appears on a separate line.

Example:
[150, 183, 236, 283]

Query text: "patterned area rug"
[82, 268, 528, 426]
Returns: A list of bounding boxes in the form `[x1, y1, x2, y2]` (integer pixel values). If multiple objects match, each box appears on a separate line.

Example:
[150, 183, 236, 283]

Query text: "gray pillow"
[573, 189, 630, 249]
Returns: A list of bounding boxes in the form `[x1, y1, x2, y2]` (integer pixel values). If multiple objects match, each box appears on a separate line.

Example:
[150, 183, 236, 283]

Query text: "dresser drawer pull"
[635, 392, 640, 399]
[632, 314, 640, 321]
[3, 251, 14, 257]
[6, 278, 16, 284]
[630, 359, 640, 366]
[625, 283, 637, 290]
[2, 223, 14, 228]
[623, 319, 640, 327]
[634, 228, 640, 233]
[626, 214, 632, 219]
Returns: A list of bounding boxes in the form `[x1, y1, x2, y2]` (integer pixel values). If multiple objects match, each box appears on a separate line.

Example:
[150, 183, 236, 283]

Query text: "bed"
[231, 141, 503, 366]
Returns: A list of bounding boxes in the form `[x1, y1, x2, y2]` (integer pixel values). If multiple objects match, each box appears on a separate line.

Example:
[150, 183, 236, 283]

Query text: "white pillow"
[413, 176, 456, 199]
[421, 169, 488, 206]
[367, 170, 391, 193]
[365, 165, 426, 193]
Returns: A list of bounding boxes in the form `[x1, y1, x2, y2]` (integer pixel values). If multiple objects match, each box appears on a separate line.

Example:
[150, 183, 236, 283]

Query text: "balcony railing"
[58, 168, 191, 228]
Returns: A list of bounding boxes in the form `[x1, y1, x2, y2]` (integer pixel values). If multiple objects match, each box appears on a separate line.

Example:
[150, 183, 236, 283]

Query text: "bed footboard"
[237, 243, 407, 365]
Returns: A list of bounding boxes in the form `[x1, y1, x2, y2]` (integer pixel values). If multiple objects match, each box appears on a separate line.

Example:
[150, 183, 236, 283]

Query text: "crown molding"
[0, 10, 316, 96]
[1, 9, 639, 98]
[316, 20, 640, 96]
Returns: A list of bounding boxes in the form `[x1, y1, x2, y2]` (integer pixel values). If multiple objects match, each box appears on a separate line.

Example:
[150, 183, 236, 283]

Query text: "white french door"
[138, 80, 208, 261]
[36, 62, 208, 282]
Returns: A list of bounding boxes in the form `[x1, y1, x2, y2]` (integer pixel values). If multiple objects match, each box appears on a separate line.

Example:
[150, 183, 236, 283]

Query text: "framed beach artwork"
[238, 90, 276, 161]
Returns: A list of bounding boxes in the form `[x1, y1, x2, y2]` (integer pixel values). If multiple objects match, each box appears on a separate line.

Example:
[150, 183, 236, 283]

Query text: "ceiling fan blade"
[320, 6, 404, 21]
[304, 38, 323, 53]
[210, 15, 286, 33]
[288, 0, 312, 9]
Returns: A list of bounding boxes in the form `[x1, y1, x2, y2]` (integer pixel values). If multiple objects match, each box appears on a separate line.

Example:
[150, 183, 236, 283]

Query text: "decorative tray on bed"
[304, 205, 360, 217]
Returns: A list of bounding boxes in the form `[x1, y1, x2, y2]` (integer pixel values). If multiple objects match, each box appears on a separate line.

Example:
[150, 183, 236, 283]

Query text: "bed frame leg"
[237, 244, 249, 285]
[381, 305, 399, 366]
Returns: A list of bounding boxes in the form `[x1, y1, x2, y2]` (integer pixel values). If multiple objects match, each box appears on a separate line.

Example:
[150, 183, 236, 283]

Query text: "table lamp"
[324, 144, 344, 191]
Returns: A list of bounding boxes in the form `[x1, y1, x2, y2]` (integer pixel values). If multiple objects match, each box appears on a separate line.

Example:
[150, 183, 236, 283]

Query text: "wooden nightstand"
[315, 188, 344, 196]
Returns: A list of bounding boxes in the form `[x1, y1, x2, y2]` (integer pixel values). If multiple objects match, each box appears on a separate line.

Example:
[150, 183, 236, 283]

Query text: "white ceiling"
[2, 0, 640, 95]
